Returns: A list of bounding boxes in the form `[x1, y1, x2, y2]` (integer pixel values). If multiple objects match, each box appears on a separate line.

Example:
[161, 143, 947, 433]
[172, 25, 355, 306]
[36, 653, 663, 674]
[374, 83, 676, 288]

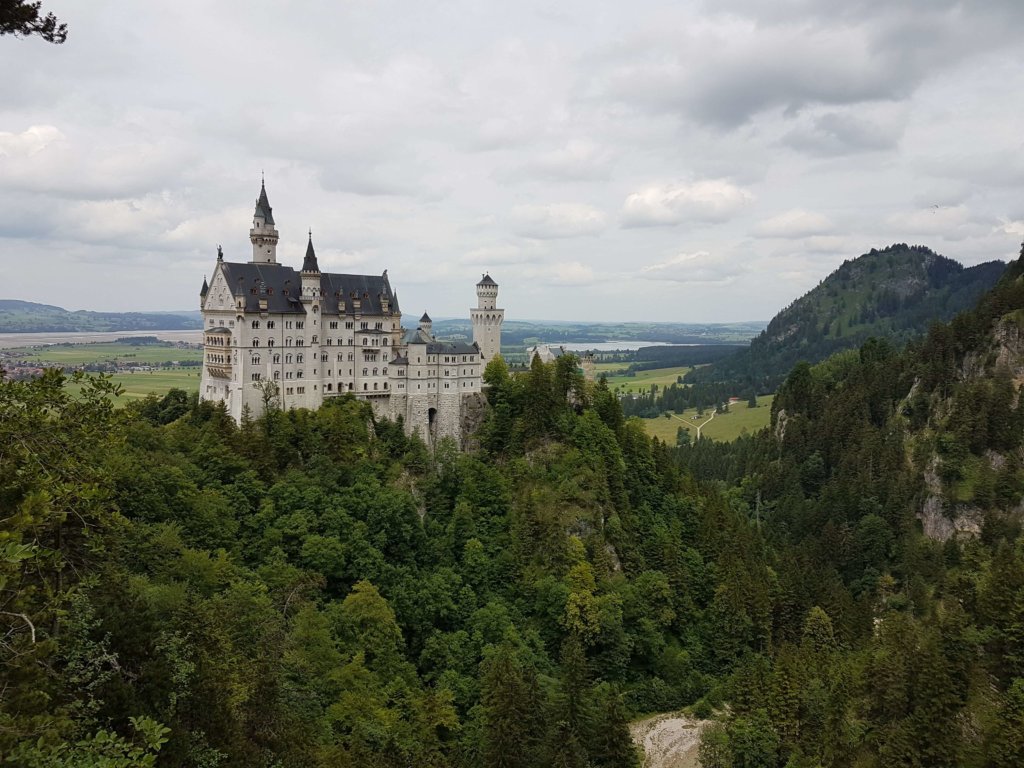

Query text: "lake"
[0, 330, 203, 349]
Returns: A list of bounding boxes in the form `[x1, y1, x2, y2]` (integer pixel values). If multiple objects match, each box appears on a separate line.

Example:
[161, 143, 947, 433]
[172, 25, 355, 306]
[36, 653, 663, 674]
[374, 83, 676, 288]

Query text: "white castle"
[199, 182, 503, 442]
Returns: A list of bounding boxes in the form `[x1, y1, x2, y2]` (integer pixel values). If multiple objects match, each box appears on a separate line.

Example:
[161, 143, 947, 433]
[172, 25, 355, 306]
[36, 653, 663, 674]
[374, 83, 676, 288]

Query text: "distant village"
[0, 339, 202, 381]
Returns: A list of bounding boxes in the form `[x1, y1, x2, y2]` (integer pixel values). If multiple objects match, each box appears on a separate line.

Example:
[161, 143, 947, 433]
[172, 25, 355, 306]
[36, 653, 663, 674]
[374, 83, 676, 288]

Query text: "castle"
[199, 182, 503, 443]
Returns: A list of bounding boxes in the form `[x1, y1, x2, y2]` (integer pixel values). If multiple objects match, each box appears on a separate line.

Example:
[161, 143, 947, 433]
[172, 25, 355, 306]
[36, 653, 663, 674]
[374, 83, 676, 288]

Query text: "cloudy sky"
[3, 0, 1024, 322]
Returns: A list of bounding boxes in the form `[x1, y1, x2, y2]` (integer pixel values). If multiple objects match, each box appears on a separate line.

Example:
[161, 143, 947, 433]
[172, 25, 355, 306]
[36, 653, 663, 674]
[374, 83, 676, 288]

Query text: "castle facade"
[199, 182, 503, 443]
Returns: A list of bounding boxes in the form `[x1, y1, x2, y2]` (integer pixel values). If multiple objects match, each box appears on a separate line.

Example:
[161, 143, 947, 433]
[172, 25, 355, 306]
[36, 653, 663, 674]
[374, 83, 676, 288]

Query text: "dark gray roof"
[420, 311, 431, 322]
[302, 235, 320, 273]
[200, 276, 209, 296]
[403, 328, 432, 345]
[218, 261, 397, 316]
[427, 341, 479, 355]
[477, 273, 497, 287]
[254, 181, 275, 225]
[391, 354, 409, 365]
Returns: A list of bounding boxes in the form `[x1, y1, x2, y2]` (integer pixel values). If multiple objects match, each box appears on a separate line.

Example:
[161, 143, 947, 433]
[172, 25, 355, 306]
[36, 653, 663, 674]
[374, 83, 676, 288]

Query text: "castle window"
[337, 354, 343, 362]
[297, 371, 303, 379]
[251, 373, 261, 381]
[326, 338, 332, 346]
[285, 321, 293, 329]
[297, 387, 304, 394]
[273, 371, 280, 380]
[329, 321, 338, 329]
[384, 382, 388, 389]
[297, 354, 304, 364]
[363, 383, 368, 390]
[445, 383, 449, 389]
[296, 321, 304, 329]
[373, 368, 378, 376]
[348, 383, 353, 390]
[267, 339, 275, 347]
[375, 321, 382, 330]
[321, 354, 327, 362]
[285, 337, 292, 347]
[327, 383, 332, 391]
[286, 354, 293, 363]
[362, 368, 368, 376]
[286, 371, 293, 379]
[311, 335, 318, 344]
[345, 321, 353, 329]
[286, 387, 293, 395]
[267, 320, 275, 329]
[360, 322, 368, 330]
[253, 355, 261, 365]
[362, 338, 368, 346]
[297, 339, 304, 347]
[374, 382, 379, 390]
[273, 354, 280, 364]
[383, 367, 387, 375]
[252, 339, 259, 347]
[383, 337, 388, 346]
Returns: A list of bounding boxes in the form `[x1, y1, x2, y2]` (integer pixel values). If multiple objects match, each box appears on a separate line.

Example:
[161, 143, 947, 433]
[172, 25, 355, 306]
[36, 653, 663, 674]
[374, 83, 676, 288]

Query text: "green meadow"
[5, 342, 202, 366]
[600, 365, 692, 395]
[641, 394, 775, 443]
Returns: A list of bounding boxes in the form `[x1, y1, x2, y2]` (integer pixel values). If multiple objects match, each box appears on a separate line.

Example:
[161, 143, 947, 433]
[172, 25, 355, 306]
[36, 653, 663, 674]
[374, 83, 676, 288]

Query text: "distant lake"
[0, 330, 202, 349]
[550, 341, 688, 352]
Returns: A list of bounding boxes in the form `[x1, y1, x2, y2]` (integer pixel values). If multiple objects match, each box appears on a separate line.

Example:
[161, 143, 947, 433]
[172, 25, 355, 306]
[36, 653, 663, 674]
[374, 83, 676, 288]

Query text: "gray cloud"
[0, 0, 1022, 321]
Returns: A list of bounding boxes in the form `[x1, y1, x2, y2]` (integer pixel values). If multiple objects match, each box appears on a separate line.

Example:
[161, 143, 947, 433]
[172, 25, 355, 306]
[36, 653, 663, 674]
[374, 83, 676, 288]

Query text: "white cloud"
[510, 203, 607, 239]
[639, 250, 742, 283]
[621, 180, 754, 227]
[754, 209, 834, 238]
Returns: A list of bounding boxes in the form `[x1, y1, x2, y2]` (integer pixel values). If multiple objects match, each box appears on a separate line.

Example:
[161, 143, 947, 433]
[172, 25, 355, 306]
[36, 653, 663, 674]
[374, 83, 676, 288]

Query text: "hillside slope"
[0, 299, 201, 333]
[687, 244, 1005, 392]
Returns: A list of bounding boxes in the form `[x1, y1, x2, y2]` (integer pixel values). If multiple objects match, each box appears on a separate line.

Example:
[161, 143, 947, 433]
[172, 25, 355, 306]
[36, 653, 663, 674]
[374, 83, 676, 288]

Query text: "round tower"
[470, 273, 503, 361]
[250, 178, 279, 264]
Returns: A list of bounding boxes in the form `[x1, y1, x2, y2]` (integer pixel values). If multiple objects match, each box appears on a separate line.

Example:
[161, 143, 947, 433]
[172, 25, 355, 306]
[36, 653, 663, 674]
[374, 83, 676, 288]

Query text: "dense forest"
[686, 244, 1006, 395]
[2, 249, 1023, 767]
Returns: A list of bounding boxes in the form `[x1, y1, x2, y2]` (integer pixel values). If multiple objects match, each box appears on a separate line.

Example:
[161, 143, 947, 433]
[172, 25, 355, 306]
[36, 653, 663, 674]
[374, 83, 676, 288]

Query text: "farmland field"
[65, 369, 201, 402]
[641, 395, 775, 443]
[600, 365, 692, 395]
[4, 342, 202, 366]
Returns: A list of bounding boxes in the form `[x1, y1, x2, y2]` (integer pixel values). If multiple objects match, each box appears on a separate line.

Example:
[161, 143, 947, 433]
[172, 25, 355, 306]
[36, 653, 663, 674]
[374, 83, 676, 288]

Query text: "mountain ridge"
[687, 243, 1006, 392]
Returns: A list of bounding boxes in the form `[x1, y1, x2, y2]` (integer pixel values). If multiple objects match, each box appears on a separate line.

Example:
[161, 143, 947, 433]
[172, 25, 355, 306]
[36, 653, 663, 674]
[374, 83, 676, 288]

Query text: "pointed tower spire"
[200, 275, 209, 297]
[250, 178, 279, 264]
[302, 230, 320, 273]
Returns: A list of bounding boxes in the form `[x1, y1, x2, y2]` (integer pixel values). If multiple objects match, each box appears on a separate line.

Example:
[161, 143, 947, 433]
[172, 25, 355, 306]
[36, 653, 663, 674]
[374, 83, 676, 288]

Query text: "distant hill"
[0, 300, 202, 333]
[687, 244, 1006, 392]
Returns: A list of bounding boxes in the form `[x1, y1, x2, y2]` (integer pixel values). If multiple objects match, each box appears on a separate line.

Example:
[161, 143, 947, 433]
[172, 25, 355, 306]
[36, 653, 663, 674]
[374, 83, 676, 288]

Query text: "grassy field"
[641, 395, 775, 443]
[601, 366, 692, 395]
[65, 369, 201, 403]
[4, 342, 202, 366]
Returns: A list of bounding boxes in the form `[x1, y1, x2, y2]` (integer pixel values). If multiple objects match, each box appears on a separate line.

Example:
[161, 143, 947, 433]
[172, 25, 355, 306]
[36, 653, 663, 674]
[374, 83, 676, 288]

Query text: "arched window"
[297, 354, 304, 364]
[273, 354, 280, 364]
[251, 320, 260, 329]
[252, 339, 259, 347]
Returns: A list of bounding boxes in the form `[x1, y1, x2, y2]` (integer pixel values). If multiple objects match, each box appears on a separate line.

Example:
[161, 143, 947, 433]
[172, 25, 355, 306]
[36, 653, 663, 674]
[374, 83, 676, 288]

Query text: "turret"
[419, 311, 433, 337]
[301, 231, 321, 302]
[249, 178, 279, 264]
[476, 273, 498, 309]
[470, 273, 503, 361]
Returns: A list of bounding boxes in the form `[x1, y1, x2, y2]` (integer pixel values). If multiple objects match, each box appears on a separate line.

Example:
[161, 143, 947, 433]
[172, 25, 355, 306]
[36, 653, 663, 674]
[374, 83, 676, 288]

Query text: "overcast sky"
[2, 1, 1024, 322]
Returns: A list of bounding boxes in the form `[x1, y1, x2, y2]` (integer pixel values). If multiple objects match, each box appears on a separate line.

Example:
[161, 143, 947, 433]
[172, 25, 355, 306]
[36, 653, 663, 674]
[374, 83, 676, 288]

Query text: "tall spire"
[254, 178, 275, 225]
[302, 230, 320, 273]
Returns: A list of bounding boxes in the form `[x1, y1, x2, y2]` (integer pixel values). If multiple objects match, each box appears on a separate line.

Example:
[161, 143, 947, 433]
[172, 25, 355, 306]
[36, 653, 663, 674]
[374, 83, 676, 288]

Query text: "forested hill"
[686, 244, 1005, 393]
[0, 299, 201, 332]
[676, 246, 1024, 766]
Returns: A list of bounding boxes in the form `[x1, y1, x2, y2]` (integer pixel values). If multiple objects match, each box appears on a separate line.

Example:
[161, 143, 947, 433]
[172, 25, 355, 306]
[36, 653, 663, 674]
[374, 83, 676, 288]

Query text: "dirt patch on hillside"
[630, 712, 709, 768]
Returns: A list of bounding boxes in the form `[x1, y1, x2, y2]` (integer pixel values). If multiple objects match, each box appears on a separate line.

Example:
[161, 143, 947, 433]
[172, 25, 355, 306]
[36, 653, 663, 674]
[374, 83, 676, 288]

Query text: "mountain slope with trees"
[682, 248, 1024, 767]
[687, 244, 1005, 394]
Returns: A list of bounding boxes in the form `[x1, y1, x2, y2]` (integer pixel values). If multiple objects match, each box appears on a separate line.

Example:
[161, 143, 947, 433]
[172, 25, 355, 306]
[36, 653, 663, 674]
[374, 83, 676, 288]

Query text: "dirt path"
[630, 712, 709, 768]
[695, 410, 715, 439]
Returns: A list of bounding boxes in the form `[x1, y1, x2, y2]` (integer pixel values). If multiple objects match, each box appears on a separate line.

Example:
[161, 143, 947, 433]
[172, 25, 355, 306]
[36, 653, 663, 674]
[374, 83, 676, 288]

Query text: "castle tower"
[470, 273, 503, 361]
[419, 311, 433, 338]
[249, 179, 279, 264]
